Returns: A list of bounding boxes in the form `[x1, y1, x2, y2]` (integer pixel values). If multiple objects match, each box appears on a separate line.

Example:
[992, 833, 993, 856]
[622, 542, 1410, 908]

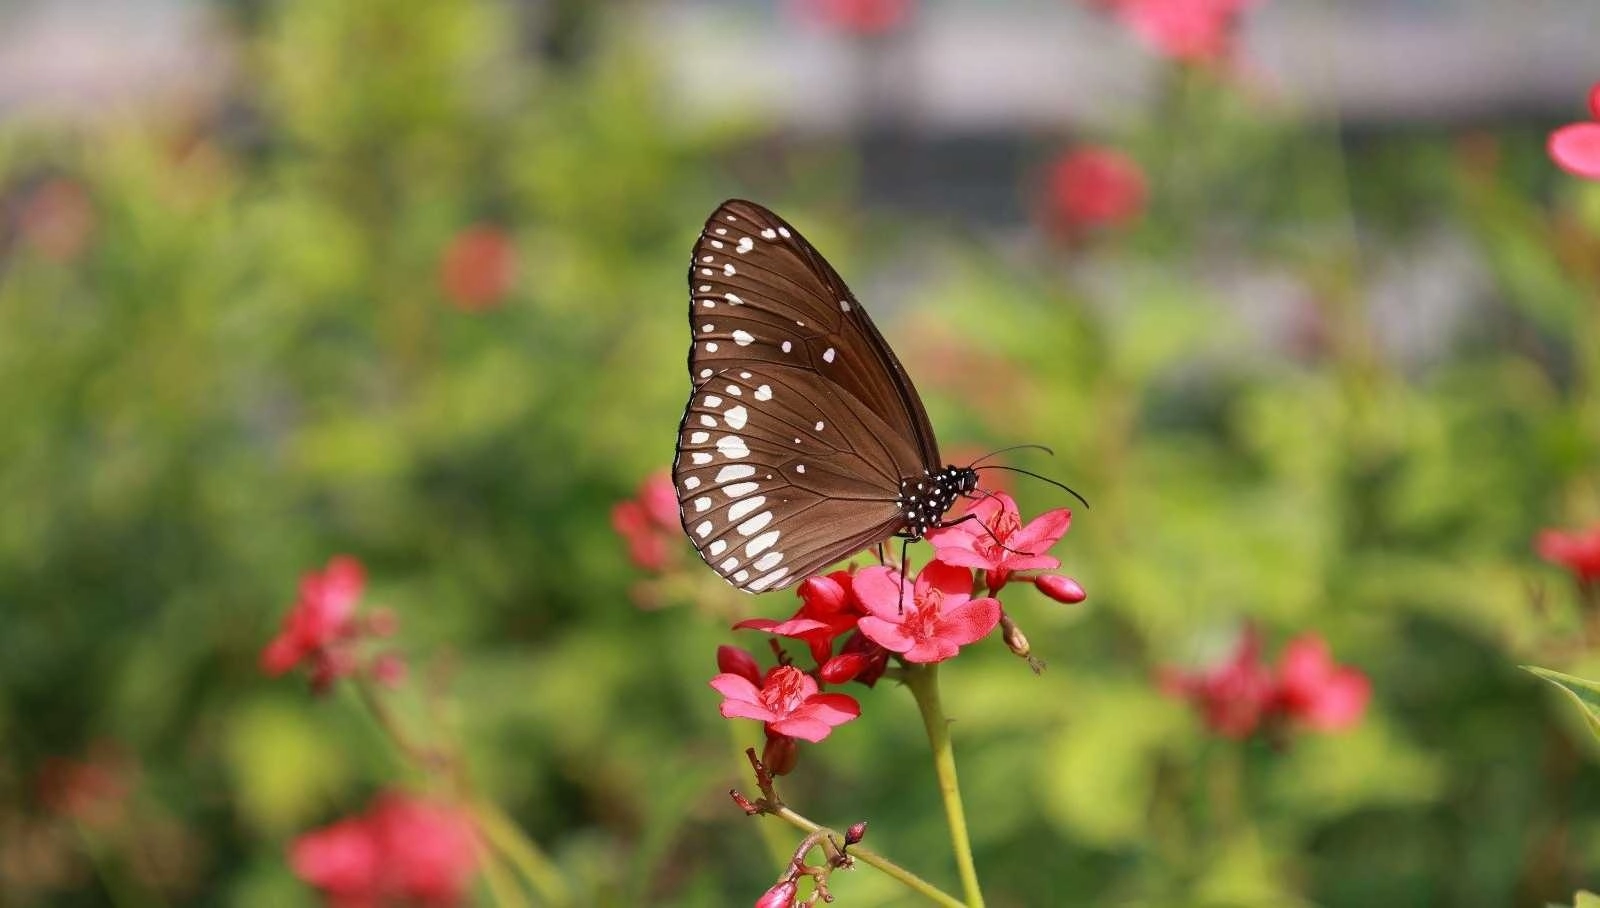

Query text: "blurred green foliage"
[1, 1, 1599, 906]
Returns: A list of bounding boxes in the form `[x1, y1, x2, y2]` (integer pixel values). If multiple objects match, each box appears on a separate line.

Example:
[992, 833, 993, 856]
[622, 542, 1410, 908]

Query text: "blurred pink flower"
[261, 556, 368, 685]
[1161, 628, 1370, 739]
[611, 471, 681, 573]
[1102, 0, 1257, 64]
[790, 0, 914, 35]
[1045, 147, 1147, 232]
[1537, 523, 1600, 584]
[1275, 635, 1370, 731]
[36, 742, 135, 829]
[1549, 82, 1600, 180]
[440, 225, 516, 311]
[853, 561, 1001, 663]
[711, 664, 860, 742]
[291, 792, 479, 908]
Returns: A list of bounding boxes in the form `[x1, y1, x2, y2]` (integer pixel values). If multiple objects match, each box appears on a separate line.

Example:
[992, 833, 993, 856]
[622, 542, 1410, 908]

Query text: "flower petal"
[935, 597, 1002, 647]
[708, 672, 761, 703]
[1549, 122, 1600, 179]
[851, 566, 910, 617]
[856, 615, 915, 654]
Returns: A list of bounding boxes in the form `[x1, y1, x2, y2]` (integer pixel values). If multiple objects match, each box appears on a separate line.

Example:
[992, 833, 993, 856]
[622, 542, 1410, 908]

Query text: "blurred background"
[3, 0, 1600, 905]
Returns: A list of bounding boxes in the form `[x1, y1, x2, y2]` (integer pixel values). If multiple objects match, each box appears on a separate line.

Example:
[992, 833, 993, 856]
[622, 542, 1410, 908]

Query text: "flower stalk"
[903, 662, 985, 907]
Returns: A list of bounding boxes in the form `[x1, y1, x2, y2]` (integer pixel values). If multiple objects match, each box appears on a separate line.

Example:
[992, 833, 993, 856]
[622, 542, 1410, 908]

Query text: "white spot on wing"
[683, 476, 700, 490]
[748, 567, 789, 591]
[699, 415, 715, 427]
[732, 330, 754, 346]
[695, 520, 712, 538]
[709, 539, 727, 556]
[715, 228, 727, 235]
[721, 557, 738, 571]
[815, 421, 825, 431]
[760, 228, 777, 239]
[781, 341, 792, 353]
[737, 236, 754, 253]
[698, 284, 711, 292]
[694, 497, 711, 512]
[840, 300, 851, 311]
[716, 464, 755, 482]
[723, 263, 736, 276]
[725, 405, 748, 430]
[737, 512, 773, 536]
[704, 395, 722, 407]
[777, 227, 791, 238]
[690, 431, 709, 443]
[746, 530, 780, 555]
[717, 436, 750, 459]
[823, 347, 836, 363]
[725, 385, 742, 396]
[725, 293, 743, 304]
[710, 240, 723, 249]
[699, 369, 713, 379]
[691, 452, 712, 465]
[734, 570, 749, 582]
[796, 464, 806, 473]
[755, 385, 772, 401]
[753, 551, 783, 572]
[728, 497, 766, 521]
[723, 481, 758, 497]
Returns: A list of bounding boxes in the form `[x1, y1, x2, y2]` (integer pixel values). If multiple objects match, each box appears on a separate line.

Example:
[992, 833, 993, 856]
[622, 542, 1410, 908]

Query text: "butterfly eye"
[672, 200, 977, 593]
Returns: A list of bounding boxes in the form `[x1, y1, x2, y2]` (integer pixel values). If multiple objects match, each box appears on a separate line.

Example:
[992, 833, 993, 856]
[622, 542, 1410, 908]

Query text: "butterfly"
[671, 199, 978, 593]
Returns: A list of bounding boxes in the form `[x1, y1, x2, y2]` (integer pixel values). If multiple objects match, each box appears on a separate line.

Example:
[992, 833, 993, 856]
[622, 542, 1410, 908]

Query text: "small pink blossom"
[1549, 82, 1600, 180]
[925, 492, 1070, 592]
[1045, 147, 1147, 231]
[1275, 635, 1370, 731]
[1103, 0, 1257, 64]
[291, 792, 479, 907]
[790, 0, 913, 35]
[1536, 523, 1600, 584]
[711, 665, 860, 742]
[853, 561, 1001, 663]
[612, 472, 680, 573]
[1160, 627, 1276, 738]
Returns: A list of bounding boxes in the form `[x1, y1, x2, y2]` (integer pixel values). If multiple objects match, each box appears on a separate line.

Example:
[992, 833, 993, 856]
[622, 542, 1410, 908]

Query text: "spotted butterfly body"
[673, 199, 976, 593]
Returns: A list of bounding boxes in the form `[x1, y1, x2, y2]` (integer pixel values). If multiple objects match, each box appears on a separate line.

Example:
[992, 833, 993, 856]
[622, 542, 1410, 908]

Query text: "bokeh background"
[3, 0, 1600, 905]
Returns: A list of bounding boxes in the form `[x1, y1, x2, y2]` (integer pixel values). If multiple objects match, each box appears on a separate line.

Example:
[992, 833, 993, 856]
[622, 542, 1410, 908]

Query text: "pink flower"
[925, 492, 1070, 592]
[1045, 147, 1147, 231]
[1275, 635, 1370, 731]
[1537, 523, 1600, 584]
[710, 665, 860, 742]
[1103, 0, 1257, 64]
[1549, 82, 1600, 180]
[734, 570, 864, 664]
[853, 561, 1001, 663]
[440, 225, 516, 311]
[789, 0, 914, 35]
[261, 556, 369, 686]
[1160, 628, 1276, 738]
[291, 792, 479, 908]
[612, 471, 680, 573]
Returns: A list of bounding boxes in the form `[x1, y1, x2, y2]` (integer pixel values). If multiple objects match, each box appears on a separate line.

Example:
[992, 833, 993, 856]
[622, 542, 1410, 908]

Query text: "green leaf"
[1524, 666, 1600, 741]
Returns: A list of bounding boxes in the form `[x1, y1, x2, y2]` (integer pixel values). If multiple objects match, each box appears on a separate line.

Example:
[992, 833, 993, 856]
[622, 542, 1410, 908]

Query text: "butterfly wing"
[673, 200, 938, 592]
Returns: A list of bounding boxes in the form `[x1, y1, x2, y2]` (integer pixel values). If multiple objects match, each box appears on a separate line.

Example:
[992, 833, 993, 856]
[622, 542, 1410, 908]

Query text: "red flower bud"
[1034, 573, 1087, 604]
[819, 652, 870, 685]
[717, 646, 763, 685]
[844, 821, 867, 846]
[755, 879, 799, 908]
[762, 732, 799, 777]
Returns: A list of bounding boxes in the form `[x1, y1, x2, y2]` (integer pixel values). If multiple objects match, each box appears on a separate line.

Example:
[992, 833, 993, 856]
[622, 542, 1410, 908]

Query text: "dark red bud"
[844, 821, 867, 846]
[1034, 573, 1086, 604]
[818, 653, 868, 684]
[717, 645, 763, 684]
[730, 790, 760, 814]
[762, 732, 799, 777]
[797, 574, 849, 615]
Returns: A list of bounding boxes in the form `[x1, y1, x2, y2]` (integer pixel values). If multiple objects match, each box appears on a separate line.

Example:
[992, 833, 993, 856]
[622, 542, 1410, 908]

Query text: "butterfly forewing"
[674, 199, 945, 593]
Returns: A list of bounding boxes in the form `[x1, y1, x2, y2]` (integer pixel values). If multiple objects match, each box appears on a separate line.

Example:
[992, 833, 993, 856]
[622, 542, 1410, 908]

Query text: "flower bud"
[762, 732, 799, 777]
[717, 646, 763, 684]
[844, 821, 867, 847]
[755, 879, 799, 908]
[798, 573, 851, 616]
[1034, 573, 1086, 604]
[819, 653, 869, 685]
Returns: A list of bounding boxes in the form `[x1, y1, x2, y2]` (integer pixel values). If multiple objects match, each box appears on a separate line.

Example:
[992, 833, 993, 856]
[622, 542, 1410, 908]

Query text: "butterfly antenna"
[966, 443, 1055, 468]
[974, 465, 1090, 509]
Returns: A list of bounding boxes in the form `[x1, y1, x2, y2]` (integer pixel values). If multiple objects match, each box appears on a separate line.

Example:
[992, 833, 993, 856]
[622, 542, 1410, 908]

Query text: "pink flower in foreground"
[440, 224, 516, 311]
[1549, 82, 1600, 180]
[1537, 523, 1600, 584]
[1104, 0, 1257, 64]
[1275, 635, 1370, 731]
[711, 665, 861, 742]
[925, 491, 1071, 592]
[261, 556, 367, 680]
[853, 561, 1001, 663]
[291, 792, 479, 908]
[1045, 147, 1147, 232]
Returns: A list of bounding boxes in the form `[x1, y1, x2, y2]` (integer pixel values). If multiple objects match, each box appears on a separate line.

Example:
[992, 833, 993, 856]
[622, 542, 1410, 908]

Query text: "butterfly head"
[897, 465, 979, 541]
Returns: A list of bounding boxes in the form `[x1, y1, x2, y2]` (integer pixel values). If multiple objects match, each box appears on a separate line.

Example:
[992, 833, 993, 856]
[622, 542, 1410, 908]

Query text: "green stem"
[473, 799, 572, 908]
[769, 806, 965, 908]
[902, 662, 985, 907]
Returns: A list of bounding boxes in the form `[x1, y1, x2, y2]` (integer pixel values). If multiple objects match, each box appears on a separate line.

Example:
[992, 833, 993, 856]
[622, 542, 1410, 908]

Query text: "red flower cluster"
[1044, 147, 1147, 233]
[1096, 0, 1259, 64]
[1538, 523, 1600, 585]
[261, 556, 405, 694]
[712, 495, 1084, 771]
[1161, 628, 1370, 739]
[611, 471, 682, 573]
[1549, 82, 1600, 180]
[439, 224, 517, 312]
[290, 792, 479, 908]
